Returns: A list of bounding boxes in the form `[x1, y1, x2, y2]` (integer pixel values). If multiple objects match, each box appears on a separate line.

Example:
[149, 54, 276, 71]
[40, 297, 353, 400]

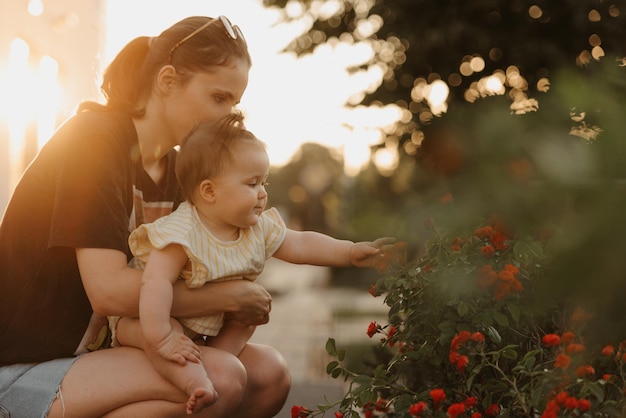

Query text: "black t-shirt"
[0, 109, 182, 365]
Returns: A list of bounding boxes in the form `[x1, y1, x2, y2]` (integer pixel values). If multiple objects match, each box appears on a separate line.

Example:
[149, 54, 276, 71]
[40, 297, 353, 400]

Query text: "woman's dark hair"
[176, 111, 265, 203]
[81, 16, 250, 116]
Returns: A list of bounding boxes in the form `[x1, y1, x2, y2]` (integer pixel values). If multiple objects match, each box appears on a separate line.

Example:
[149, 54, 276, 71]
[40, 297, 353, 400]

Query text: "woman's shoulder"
[69, 108, 135, 138]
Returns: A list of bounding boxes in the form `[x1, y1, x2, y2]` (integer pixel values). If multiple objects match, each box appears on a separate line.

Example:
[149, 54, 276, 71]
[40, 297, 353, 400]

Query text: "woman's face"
[163, 58, 250, 146]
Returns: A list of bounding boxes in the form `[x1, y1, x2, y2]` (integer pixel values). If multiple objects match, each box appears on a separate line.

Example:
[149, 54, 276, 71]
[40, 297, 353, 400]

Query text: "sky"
[105, 0, 402, 173]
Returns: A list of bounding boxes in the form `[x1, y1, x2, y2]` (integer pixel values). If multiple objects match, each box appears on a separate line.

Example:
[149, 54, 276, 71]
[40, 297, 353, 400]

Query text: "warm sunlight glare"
[4, 38, 30, 188]
[0, 37, 62, 188]
[35, 55, 61, 149]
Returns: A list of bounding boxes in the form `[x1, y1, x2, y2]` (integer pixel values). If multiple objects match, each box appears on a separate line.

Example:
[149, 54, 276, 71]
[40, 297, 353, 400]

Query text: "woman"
[0, 15, 290, 418]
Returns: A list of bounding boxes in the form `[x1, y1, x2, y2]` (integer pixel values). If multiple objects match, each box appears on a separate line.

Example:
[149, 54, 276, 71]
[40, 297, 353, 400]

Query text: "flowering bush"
[291, 213, 626, 417]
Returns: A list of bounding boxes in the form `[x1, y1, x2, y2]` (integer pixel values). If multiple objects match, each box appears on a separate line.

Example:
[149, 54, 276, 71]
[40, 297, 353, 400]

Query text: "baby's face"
[213, 143, 270, 228]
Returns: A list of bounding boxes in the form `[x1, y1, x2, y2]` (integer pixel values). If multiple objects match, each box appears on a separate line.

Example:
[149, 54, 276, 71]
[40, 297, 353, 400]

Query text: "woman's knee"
[253, 344, 290, 391]
[202, 347, 247, 402]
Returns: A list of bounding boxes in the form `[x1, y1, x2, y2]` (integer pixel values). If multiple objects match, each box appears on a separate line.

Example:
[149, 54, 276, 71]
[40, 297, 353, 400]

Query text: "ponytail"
[101, 36, 152, 117]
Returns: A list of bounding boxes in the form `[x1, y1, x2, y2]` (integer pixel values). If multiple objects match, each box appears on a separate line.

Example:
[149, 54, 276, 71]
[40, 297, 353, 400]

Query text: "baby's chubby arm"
[139, 243, 201, 365]
[273, 229, 395, 268]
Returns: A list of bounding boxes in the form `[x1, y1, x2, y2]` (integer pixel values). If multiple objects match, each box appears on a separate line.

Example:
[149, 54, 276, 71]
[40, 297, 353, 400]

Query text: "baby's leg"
[207, 320, 256, 356]
[117, 317, 218, 414]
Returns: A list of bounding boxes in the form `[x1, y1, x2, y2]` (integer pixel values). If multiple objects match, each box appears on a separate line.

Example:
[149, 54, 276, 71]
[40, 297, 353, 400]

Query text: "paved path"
[250, 259, 388, 417]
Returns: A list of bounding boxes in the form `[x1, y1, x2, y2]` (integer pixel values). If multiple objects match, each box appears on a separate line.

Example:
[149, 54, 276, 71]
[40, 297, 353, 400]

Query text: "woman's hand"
[171, 279, 272, 326]
[219, 280, 273, 326]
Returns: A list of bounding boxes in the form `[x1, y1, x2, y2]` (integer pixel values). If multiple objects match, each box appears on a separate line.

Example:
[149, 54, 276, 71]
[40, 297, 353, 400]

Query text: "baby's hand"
[153, 330, 202, 366]
[350, 237, 398, 268]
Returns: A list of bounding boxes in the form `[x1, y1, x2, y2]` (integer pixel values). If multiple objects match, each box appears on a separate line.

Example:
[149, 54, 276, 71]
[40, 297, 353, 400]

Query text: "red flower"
[455, 355, 469, 372]
[497, 270, 515, 282]
[575, 365, 595, 378]
[474, 225, 493, 238]
[450, 331, 471, 350]
[541, 400, 560, 418]
[291, 405, 309, 418]
[409, 402, 428, 416]
[374, 398, 388, 412]
[571, 307, 592, 324]
[484, 404, 500, 416]
[471, 332, 485, 343]
[555, 391, 568, 405]
[561, 331, 575, 344]
[564, 397, 578, 410]
[578, 399, 591, 412]
[601, 345, 615, 357]
[464, 396, 477, 408]
[481, 245, 495, 257]
[554, 354, 571, 370]
[542, 334, 561, 347]
[492, 283, 511, 301]
[367, 322, 378, 338]
[387, 326, 397, 338]
[429, 388, 446, 406]
[447, 402, 466, 418]
[491, 231, 509, 250]
[368, 284, 379, 297]
[440, 192, 453, 204]
[565, 343, 585, 354]
[471, 413, 483, 418]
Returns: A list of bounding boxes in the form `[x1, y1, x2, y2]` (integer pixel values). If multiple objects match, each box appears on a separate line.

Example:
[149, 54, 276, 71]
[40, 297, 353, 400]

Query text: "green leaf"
[326, 338, 337, 356]
[507, 303, 521, 322]
[327, 361, 339, 374]
[493, 312, 509, 326]
[457, 301, 469, 317]
[486, 326, 502, 343]
[502, 348, 518, 360]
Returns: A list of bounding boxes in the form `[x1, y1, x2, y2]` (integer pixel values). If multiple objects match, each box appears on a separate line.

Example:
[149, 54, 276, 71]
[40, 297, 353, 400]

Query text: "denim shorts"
[0, 357, 78, 418]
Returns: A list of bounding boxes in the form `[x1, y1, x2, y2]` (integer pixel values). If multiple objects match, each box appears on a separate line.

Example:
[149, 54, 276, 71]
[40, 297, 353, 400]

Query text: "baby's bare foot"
[186, 387, 218, 414]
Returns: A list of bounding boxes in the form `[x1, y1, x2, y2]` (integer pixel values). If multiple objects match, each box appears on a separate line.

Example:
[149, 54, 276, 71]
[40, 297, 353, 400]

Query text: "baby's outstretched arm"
[274, 229, 396, 269]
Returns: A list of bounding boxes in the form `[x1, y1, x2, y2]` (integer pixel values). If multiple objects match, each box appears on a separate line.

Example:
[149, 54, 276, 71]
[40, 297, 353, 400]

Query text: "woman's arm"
[76, 248, 272, 324]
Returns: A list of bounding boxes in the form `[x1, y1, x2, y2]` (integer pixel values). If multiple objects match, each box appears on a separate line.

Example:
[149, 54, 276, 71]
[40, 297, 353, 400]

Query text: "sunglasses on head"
[169, 15, 245, 62]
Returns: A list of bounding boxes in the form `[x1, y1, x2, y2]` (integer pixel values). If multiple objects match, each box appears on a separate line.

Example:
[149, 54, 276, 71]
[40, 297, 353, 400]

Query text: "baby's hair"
[176, 112, 266, 202]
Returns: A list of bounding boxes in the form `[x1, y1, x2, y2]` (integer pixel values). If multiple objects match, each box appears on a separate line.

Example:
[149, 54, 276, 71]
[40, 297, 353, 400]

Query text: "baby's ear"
[199, 179, 216, 202]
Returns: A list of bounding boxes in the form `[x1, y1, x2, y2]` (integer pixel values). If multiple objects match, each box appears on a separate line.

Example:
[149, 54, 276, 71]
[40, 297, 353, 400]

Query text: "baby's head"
[176, 112, 268, 203]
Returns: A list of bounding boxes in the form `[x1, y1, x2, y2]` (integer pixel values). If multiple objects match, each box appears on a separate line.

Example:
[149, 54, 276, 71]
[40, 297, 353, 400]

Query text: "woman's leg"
[46, 345, 246, 418]
[231, 342, 291, 418]
[47, 343, 289, 418]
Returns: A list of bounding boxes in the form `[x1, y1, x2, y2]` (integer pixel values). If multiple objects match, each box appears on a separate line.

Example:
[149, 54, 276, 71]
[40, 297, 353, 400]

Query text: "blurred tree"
[263, 0, 625, 132]
[263, 0, 626, 224]
[264, 0, 626, 336]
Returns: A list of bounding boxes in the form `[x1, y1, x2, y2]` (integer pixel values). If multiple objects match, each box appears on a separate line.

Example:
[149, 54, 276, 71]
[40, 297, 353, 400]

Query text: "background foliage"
[265, 0, 626, 337]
